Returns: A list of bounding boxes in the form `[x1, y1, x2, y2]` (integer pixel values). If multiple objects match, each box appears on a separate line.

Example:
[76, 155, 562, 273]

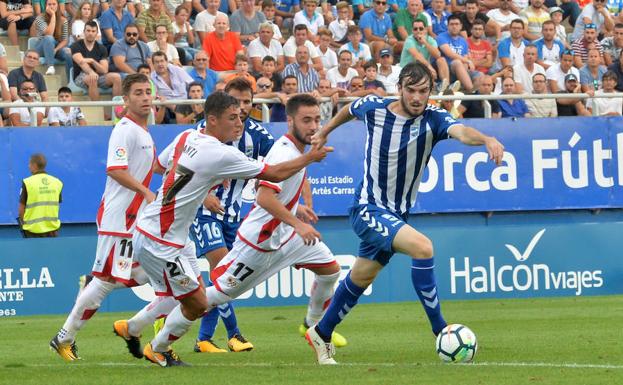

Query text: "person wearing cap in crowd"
[543, 0, 580, 29]
[548, 6, 568, 47]
[376, 47, 402, 95]
[588, 69, 622, 115]
[571, 0, 614, 41]
[571, 22, 605, 68]
[555, 72, 591, 116]
[525, 73, 557, 117]
[546, 48, 581, 92]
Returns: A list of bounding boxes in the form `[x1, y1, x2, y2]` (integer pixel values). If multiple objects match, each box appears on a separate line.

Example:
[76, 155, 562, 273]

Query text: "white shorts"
[133, 232, 202, 300]
[92, 235, 148, 285]
[211, 235, 336, 299]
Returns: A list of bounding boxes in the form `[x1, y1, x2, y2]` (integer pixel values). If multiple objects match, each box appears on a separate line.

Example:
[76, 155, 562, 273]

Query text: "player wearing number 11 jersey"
[132, 92, 332, 367]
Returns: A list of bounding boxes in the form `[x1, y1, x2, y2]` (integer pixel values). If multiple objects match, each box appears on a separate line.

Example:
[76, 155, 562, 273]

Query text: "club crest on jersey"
[226, 276, 239, 288]
[245, 145, 254, 157]
[179, 277, 191, 288]
[114, 147, 127, 160]
[117, 259, 131, 271]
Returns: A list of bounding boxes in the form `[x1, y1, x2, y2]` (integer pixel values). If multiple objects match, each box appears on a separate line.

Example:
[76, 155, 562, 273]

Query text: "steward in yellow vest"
[18, 154, 63, 238]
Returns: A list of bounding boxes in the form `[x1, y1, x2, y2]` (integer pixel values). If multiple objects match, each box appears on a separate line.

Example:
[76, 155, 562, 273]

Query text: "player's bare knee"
[411, 238, 433, 260]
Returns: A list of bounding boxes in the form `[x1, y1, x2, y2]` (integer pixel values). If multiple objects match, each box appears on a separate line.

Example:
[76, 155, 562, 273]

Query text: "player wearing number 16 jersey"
[132, 92, 332, 367]
[51, 74, 156, 362]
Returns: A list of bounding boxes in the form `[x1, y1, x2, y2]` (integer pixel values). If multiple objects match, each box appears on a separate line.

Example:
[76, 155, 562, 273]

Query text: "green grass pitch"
[1, 296, 622, 385]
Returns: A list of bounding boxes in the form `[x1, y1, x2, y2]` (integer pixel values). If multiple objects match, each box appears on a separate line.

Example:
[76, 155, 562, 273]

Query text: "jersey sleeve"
[349, 95, 387, 120]
[106, 124, 131, 171]
[257, 142, 294, 193]
[216, 146, 266, 180]
[430, 106, 459, 141]
[258, 129, 275, 157]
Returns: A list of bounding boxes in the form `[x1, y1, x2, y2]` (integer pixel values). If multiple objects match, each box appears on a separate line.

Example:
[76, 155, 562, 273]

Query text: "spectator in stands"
[498, 18, 529, 69]
[486, 0, 519, 41]
[548, 7, 568, 47]
[203, 13, 244, 71]
[293, 0, 324, 37]
[283, 24, 324, 73]
[400, 19, 449, 91]
[525, 73, 557, 117]
[513, 44, 545, 93]
[70, 1, 101, 45]
[282, 44, 319, 92]
[110, 24, 153, 78]
[555, 73, 591, 116]
[151, 51, 193, 122]
[580, 48, 607, 93]
[270, 74, 297, 122]
[498, 77, 531, 117]
[172, 5, 197, 65]
[66, 0, 100, 20]
[224, 53, 257, 90]
[360, 0, 400, 59]
[0, 0, 35, 46]
[316, 77, 338, 122]
[273, 0, 300, 29]
[602, 22, 623, 66]
[230, 0, 266, 46]
[248, 21, 285, 72]
[147, 24, 181, 66]
[439, 89, 460, 118]
[33, 0, 67, 16]
[9, 80, 45, 126]
[71, 20, 122, 101]
[0, 41, 7, 74]
[438, 15, 475, 93]
[426, 0, 449, 38]
[607, 49, 623, 91]
[162, 0, 191, 16]
[362, 60, 386, 94]
[376, 47, 401, 94]
[571, 0, 614, 41]
[519, 0, 550, 42]
[349, 75, 381, 96]
[535, 21, 565, 70]
[546, 0, 580, 29]
[326, 50, 358, 91]
[329, 1, 354, 47]
[458, 75, 501, 118]
[255, 55, 282, 91]
[175, 81, 204, 124]
[18, 153, 62, 238]
[188, 50, 218, 94]
[572, 23, 605, 68]
[8, 50, 48, 102]
[394, 0, 430, 43]
[546, 48, 580, 93]
[194, 0, 226, 42]
[340, 25, 373, 71]
[260, 1, 284, 44]
[100, 0, 135, 50]
[588, 69, 622, 115]
[137, 0, 173, 43]
[316, 27, 337, 71]
[48, 86, 87, 125]
[459, 0, 498, 39]
[32, 0, 72, 77]
[467, 19, 493, 76]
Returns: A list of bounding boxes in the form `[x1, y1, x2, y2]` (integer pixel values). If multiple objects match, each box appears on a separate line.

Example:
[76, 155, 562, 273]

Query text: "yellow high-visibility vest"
[22, 173, 63, 233]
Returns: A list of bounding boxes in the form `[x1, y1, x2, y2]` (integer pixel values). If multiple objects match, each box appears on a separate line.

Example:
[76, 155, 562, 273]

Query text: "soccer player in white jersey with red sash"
[133, 91, 332, 367]
[50, 74, 157, 362]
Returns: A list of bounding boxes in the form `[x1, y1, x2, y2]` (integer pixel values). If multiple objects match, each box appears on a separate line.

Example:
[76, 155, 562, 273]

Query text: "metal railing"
[0, 92, 621, 127]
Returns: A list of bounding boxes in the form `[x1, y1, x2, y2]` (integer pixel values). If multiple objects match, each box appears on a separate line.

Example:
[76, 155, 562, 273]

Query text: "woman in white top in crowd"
[70, 1, 101, 45]
[147, 24, 182, 67]
[172, 5, 196, 65]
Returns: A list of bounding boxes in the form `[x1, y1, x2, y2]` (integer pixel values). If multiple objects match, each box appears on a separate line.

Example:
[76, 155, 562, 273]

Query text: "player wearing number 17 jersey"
[50, 74, 156, 362]
[306, 62, 506, 364]
[132, 92, 332, 367]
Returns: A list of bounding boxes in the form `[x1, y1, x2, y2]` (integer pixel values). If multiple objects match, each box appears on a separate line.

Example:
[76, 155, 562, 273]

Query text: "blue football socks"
[411, 258, 447, 335]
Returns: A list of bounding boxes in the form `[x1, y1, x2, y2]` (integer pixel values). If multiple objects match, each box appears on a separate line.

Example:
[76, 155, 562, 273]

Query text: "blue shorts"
[349, 204, 408, 266]
[189, 215, 240, 257]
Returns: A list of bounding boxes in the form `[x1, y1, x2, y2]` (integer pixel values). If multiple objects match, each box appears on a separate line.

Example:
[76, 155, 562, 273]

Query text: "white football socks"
[151, 305, 193, 352]
[128, 296, 178, 337]
[306, 271, 340, 326]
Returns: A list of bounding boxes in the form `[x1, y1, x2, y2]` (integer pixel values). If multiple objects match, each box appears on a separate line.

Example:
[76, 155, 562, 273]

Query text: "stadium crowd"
[0, 0, 623, 126]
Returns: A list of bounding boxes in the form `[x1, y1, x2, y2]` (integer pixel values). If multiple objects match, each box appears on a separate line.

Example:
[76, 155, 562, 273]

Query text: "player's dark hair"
[286, 94, 318, 117]
[224, 77, 254, 97]
[122, 73, 150, 96]
[30, 153, 47, 171]
[58, 86, 72, 95]
[398, 62, 434, 91]
[204, 91, 240, 119]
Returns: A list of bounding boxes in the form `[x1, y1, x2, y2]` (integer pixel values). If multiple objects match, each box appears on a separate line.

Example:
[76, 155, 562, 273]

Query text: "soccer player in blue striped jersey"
[305, 61, 505, 364]
[190, 78, 274, 353]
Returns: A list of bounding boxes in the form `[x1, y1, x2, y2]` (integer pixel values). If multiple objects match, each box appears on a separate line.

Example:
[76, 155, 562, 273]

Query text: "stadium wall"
[1, 118, 622, 317]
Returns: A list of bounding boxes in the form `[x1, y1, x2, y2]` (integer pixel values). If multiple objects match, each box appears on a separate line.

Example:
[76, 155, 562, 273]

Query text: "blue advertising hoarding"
[1, 117, 622, 224]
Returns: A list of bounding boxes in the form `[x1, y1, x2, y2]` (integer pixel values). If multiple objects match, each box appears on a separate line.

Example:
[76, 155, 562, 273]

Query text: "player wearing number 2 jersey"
[132, 91, 332, 367]
[51, 74, 157, 362]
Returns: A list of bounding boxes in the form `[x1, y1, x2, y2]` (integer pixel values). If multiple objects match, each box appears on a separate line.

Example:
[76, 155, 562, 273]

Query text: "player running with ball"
[305, 61, 505, 364]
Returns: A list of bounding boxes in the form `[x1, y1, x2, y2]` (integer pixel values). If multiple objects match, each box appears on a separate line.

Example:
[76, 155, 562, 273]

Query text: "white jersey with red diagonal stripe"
[96, 116, 155, 237]
[236, 135, 306, 252]
[136, 129, 267, 248]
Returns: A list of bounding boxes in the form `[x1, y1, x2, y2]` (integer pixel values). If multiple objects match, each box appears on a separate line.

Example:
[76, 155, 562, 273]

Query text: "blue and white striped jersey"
[349, 95, 459, 216]
[195, 118, 274, 222]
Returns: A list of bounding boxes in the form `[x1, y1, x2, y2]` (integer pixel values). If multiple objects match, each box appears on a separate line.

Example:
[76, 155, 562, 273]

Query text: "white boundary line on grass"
[22, 361, 623, 370]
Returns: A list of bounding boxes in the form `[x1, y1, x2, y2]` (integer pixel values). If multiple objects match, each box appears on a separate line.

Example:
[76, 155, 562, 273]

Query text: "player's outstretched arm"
[312, 102, 355, 149]
[448, 124, 505, 166]
[258, 146, 333, 183]
[256, 186, 321, 245]
[107, 169, 156, 203]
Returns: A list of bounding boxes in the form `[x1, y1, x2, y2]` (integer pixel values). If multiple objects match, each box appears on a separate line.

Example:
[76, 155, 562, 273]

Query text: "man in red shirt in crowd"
[203, 13, 244, 71]
[467, 19, 493, 75]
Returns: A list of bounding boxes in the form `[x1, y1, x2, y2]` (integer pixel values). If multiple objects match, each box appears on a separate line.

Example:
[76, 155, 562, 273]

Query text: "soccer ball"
[435, 324, 478, 363]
